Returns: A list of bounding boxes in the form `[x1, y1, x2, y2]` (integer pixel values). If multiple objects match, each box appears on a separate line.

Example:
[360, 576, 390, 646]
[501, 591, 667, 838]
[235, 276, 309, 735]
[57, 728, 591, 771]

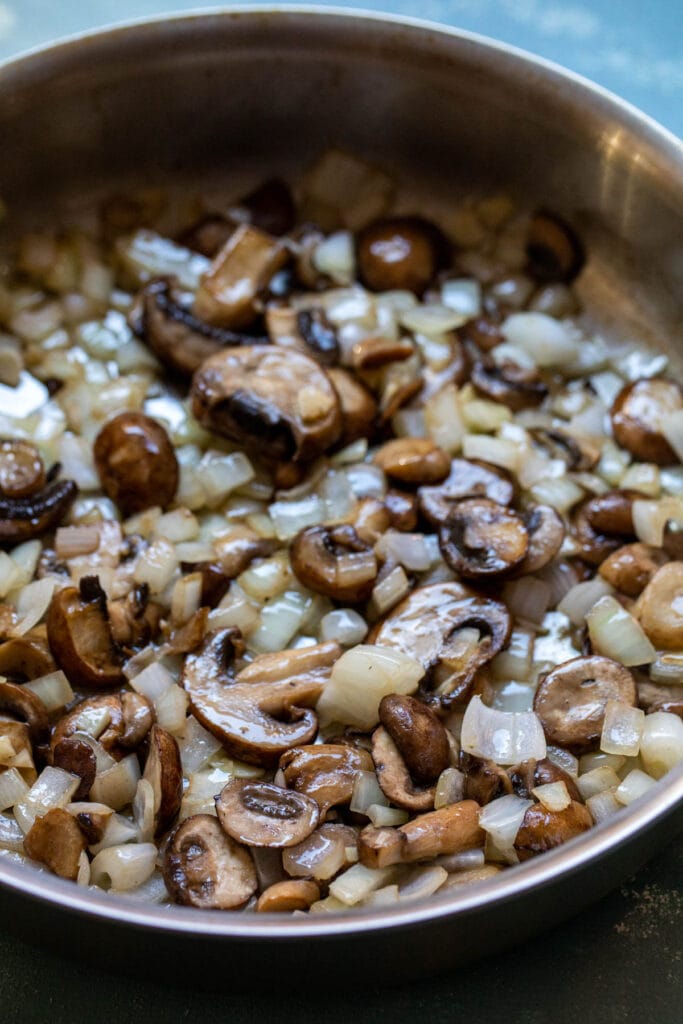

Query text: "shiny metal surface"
[0, 7, 682, 985]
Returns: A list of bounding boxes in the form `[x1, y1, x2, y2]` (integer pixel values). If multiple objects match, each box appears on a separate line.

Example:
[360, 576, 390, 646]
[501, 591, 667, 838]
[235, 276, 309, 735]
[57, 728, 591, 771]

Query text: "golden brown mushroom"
[0, 439, 45, 498]
[599, 542, 668, 597]
[358, 800, 484, 868]
[24, 807, 87, 881]
[326, 367, 377, 445]
[0, 680, 49, 744]
[573, 490, 639, 565]
[514, 800, 592, 860]
[216, 779, 319, 848]
[163, 814, 257, 909]
[438, 497, 529, 580]
[634, 562, 683, 649]
[0, 479, 78, 545]
[418, 458, 515, 525]
[378, 694, 450, 785]
[279, 743, 374, 817]
[470, 360, 547, 411]
[356, 216, 447, 295]
[526, 209, 585, 283]
[290, 525, 378, 603]
[93, 411, 178, 516]
[611, 378, 683, 464]
[373, 438, 450, 486]
[143, 725, 183, 837]
[47, 580, 125, 690]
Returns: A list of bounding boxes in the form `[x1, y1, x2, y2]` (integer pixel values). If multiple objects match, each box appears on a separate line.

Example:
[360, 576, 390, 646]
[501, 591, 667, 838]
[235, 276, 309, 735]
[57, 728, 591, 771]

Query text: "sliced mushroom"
[0, 439, 45, 498]
[530, 427, 600, 472]
[371, 726, 435, 812]
[266, 305, 339, 366]
[514, 800, 592, 860]
[212, 526, 278, 579]
[0, 478, 78, 544]
[290, 525, 378, 603]
[353, 498, 392, 546]
[533, 655, 637, 749]
[611, 378, 683, 464]
[120, 691, 155, 748]
[0, 635, 55, 681]
[439, 498, 529, 580]
[378, 694, 450, 784]
[191, 345, 342, 462]
[52, 737, 97, 800]
[47, 582, 125, 690]
[193, 224, 288, 328]
[256, 879, 320, 912]
[129, 278, 264, 377]
[515, 504, 565, 576]
[385, 490, 419, 532]
[637, 681, 683, 718]
[457, 314, 504, 352]
[350, 336, 415, 370]
[462, 754, 513, 806]
[94, 411, 178, 517]
[526, 209, 585, 283]
[182, 631, 340, 766]
[0, 680, 49, 744]
[356, 216, 447, 295]
[373, 438, 450, 486]
[51, 694, 126, 757]
[23, 807, 87, 881]
[0, 719, 36, 784]
[178, 215, 235, 258]
[507, 757, 581, 803]
[216, 779, 319, 848]
[370, 582, 512, 707]
[108, 587, 163, 651]
[599, 542, 667, 598]
[418, 458, 515, 525]
[279, 743, 373, 817]
[326, 367, 377, 445]
[634, 562, 683, 649]
[143, 724, 182, 837]
[470, 360, 547, 411]
[358, 800, 484, 868]
[163, 813, 257, 909]
[573, 490, 638, 565]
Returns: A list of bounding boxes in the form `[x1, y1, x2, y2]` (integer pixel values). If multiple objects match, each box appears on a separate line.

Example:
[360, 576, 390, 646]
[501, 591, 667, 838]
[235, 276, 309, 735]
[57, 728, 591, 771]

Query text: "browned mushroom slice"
[0, 478, 78, 545]
[143, 724, 182, 837]
[191, 345, 342, 462]
[418, 458, 515, 525]
[470, 360, 547, 411]
[611, 378, 683, 464]
[279, 744, 373, 817]
[599, 542, 667, 598]
[47, 581, 125, 690]
[515, 505, 565, 576]
[514, 800, 592, 860]
[637, 681, 683, 718]
[129, 278, 265, 377]
[194, 224, 288, 329]
[439, 498, 529, 580]
[326, 367, 377, 445]
[182, 631, 340, 766]
[52, 737, 97, 800]
[530, 427, 599, 472]
[0, 439, 45, 498]
[356, 217, 448, 295]
[0, 679, 49, 744]
[163, 814, 257, 909]
[350, 336, 415, 370]
[457, 314, 504, 352]
[0, 719, 36, 784]
[216, 779, 319, 848]
[526, 209, 585, 283]
[378, 694, 450, 785]
[108, 588, 163, 652]
[462, 754, 513, 806]
[573, 490, 639, 565]
[24, 807, 87, 881]
[266, 305, 339, 366]
[385, 490, 419, 532]
[373, 438, 450, 486]
[369, 581, 512, 707]
[166, 607, 209, 656]
[371, 726, 435, 812]
[290, 525, 378, 603]
[0, 635, 55, 681]
[358, 800, 484, 868]
[507, 757, 582, 803]
[93, 411, 178, 517]
[51, 694, 126, 757]
[256, 878, 320, 912]
[634, 562, 683, 649]
[533, 655, 637, 750]
[212, 527, 279, 581]
[119, 691, 155, 748]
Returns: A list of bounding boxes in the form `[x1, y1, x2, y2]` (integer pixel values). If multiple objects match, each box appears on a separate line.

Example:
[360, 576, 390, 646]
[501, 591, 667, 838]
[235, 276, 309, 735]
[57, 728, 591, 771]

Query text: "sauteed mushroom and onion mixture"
[0, 150, 681, 914]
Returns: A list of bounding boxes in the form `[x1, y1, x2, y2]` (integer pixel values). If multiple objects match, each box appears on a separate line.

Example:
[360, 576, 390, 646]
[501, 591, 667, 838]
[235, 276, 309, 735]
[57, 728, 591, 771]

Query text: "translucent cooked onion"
[424, 385, 464, 455]
[319, 608, 368, 646]
[89, 754, 140, 811]
[434, 768, 466, 809]
[153, 684, 189, 736]
[177, 716, 223, 775]
[531, 781, 571, 812]
[0, 813, 26, 853]
[88, 812, 136, 854]
[269, 494, 326, 541]
[576, 766, 622, 800]
[376, 531, 432, 572]
[328, 863, 395, 906]
[462, 434, 519, 471]
[55, 525, 100, 559]
[133, 778, 155, 843]
[370, 565, 410, 616]
[0, 768, 29, 812]
[312, 231, 356, 285]
[639, 712, 683, 779]
[502, 578, 550, 626]
[398, 865, 448, 902]
[501, 312, 578, 367]
[133, 537, 178, 594]
[13, 577, 57, 635]
[283, 830, 348, 881]
[557, 578, 614, 626]
[586, 595, 656, 666]
[317, 644, 424, 730]
[461, 696, 546, 765]
[632, 497, 683, 546]
[367, 804, 409, 827]
[90, 842, 157, 891]
[248, 591, 309, 653]
[24, 670, 74, 713]
[400, 304, 467, 336]
[600, 701, 645, 757]
[546, 746, 579, 778]
[585, 789, 621, 824]
[14, 767, 80, 834]
[350, 770, 389, 814]
[615, 769, 657, 806]
[441, 279, 481, 317]
[650, 653, 683, 685]
[129, 661, 174, 702]
[196, 451, 254, 506]
[479, 794, 532, 847]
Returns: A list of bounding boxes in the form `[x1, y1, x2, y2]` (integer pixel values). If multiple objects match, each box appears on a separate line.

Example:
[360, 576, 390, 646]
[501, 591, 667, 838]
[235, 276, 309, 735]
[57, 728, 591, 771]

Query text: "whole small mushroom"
[356, 216, 447, 295]
[94, 411, 178, 517]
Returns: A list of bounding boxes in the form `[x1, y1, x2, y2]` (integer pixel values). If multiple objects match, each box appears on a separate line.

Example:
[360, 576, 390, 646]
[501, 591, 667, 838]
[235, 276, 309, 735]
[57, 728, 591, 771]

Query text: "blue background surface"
[0, 0, 681, 137]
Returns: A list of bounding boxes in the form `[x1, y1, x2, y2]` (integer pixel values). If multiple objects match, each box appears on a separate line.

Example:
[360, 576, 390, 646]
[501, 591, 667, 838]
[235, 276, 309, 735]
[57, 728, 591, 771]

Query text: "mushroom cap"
[371, 726, 435, 812]
[573, 490, 638, 565]
[418, 458, 515, 525]
[599, 542, 667, 598]
[514, 800, 592, 860]
[290, 524, 378, 603]
[93, 411, 178, 517]
[526, 209, 585, 283]
[0, 439, 45, 498]
[634, 561, 683, 649]
[51, 694, 126, 758]
[47, 585, 125, 690]
[611, 377, 683, 465]
[163, 814, 257, 909]
[182, 631, 340, 766]
[52, 737, 97, 801]
[373, 438, 450, 486]
[0, 679, 49, 744]
[356, 216, 446, 295]
[516, 504, 565, 575]
[439, 498, 529, 580]
[23, 807, 86, 881]
[326, 368, 377, 445]
[378, 694, 450, 784]
[0, 635, 55, 681]
[533, 655, 637, 749]
[191, 345, 342, 462]
[143, 724, 183, 837]
[0, 478, 77, 545]
[279, 743, 373, 817]
[216, 779, 320, 848]
[470, 360, 547, 411]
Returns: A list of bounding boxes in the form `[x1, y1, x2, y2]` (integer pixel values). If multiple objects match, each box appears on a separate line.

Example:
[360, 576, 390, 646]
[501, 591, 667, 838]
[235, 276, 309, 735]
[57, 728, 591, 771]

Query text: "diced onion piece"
[90, 842, 158, 891]
[58, 433, 100, 490]
[66, 702, 112, 741]
[116, 229, 209, 290]
[536, 559, 580, 607]
[632, 497, 683, 546]
[578, 751, 625, 775]
[329, 863, 395, 906]
[88, 812, 137, 854]
[133, 537, 178, 594]
[153, 684, 189, 736]
[133, 778, 156, 843]
[585, 788, 621, 824]
[461, 696, 546, 765]
[615, 769, 658, 806]
[557, 578, 614, 626]
[248, 591, 309, 654]
[576, 766, 622, 800]
[600, 701, 645, 757]
[546, 746, 579, 778]
[13, 766, 80, 833]
[154, 508, 199, 543]
[441, 279, 481, 317]
[501, 312, 578, 367]
[269, 494, 326, 541]
[0, 768, 29, 811]
[343, 463, 386, 499]
[350, 770, 389, 814]
[129, 661, 175, 702]
[90, 754, 140, 811]
[586, 595, 656, 666]
[661, 408, 683, 462]
[434, 768, 465, 809]
[177, 716, 223, 775]
[502, 578, 550, 625]
[283, 831, 348, 881]
[366, 804, 409, 827]
[375, 531, 432, 572]
[239, 553, 292, 602]
[9, 539, 42, 585]
[639, 712, 683, 779]
[650, 652, 683, 685]
[55, 525, 100, 559]
[12, 577, 56, 634]
[479, 793, 533, 847]
[23, 670, 74, 712]
[312, 231, 356, 285]
[400, 304, 466, 336]
[362, 885, 400, 907]
[423, 384, 464, 455]
[196, 450, 254, 506]
[531, 781, 571, 812]
[320, 608, 368, 647]
[620, 463, 660, 497]
[0, 551, 22, 598]
[0, 813, 26, 852]
[529, 476, 585, 513]
[491, 628, 534, 682]
[398, 865, 448, 902]
[370, 565, 410, 616]
[462, 434, 519, 471]
[317, 644, 424, 730]
[170, 572, 202, 625]
[489, 679, 535, 712]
